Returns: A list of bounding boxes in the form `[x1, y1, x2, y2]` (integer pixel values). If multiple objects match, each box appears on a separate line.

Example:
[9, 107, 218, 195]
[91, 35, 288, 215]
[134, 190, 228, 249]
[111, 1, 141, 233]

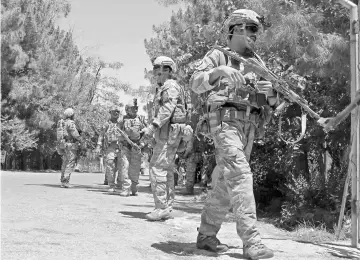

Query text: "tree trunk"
[39, 152, 44, 171]
[47, 155, 52, 170]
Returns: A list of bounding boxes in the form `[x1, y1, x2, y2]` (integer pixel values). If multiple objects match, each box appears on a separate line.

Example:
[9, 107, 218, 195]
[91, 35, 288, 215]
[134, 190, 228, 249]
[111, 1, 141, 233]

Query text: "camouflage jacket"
[119, 115, 146, 143]
[63, 119, 81, 142]
[96, 120, 122, 150]
[190, 47, 278, 111]
[151, 79, 188, 141]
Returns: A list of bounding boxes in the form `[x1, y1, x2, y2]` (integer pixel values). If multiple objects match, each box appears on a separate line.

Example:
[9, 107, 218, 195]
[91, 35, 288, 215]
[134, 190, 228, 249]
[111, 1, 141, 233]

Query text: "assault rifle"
[212, 46, 321, 120]
[114, 127, 142, 153]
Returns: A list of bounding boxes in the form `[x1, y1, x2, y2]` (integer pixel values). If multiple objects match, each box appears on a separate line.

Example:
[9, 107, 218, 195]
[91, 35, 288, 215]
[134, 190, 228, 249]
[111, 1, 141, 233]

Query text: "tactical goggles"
[153, 65, 172, 72]
[245, 24, 259, 33]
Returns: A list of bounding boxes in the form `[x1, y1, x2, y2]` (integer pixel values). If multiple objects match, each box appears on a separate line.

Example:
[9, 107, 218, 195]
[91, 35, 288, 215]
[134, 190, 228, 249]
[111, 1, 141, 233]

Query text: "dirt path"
[1, 171, 359, 260]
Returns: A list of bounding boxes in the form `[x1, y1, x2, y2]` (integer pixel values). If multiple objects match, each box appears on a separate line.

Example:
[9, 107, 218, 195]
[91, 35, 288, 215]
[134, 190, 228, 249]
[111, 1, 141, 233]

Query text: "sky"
[58, 0, 181, 113]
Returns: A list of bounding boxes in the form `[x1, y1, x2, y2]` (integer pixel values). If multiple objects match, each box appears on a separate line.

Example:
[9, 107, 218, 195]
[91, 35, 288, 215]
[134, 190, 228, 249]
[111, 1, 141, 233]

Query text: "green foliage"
[1, 0, 127, 168]
[146, 0, 354, 228]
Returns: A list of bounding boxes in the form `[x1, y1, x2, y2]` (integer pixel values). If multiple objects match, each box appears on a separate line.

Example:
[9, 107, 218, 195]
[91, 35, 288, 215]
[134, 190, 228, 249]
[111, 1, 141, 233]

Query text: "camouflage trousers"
[185, 152, 203, 189]
[60, 143, 78, 184]
[119, 145, 141, 194]
[149, 138, 182, 209]
[104, 143, 123, 189]
[199, 120, 261, 247]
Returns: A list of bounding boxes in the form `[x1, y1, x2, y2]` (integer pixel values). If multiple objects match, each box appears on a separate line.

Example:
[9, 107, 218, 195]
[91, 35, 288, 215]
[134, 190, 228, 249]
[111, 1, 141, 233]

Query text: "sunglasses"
[245, 25, 259, 33]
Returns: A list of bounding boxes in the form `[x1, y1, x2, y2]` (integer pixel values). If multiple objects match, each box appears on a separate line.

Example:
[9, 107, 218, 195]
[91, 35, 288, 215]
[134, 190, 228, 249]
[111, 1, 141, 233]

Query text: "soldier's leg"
[115, 151, 122, 189]
[128, 149, 142, 195]
[104, 149, 117, 189]
[118, 146, 131, 196]
[60, 154, 67, 183]
[216, 122, 261, 246]
[149, 140, 168, 209]
[198, 163, 231, 236]
[166, 167, 175, 209]
[185, 153, 197, 194]
[146, 141, 177, 221]
[62, 146, 77, 185]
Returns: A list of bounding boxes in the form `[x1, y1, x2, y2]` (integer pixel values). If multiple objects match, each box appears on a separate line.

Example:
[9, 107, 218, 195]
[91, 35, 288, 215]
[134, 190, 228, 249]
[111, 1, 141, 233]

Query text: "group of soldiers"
[53, 8, 351, 259]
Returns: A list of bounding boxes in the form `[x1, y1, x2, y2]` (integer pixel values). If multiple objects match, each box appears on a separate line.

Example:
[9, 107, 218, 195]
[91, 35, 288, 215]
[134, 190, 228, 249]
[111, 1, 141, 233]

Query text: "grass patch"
[294, 221, 336, 243]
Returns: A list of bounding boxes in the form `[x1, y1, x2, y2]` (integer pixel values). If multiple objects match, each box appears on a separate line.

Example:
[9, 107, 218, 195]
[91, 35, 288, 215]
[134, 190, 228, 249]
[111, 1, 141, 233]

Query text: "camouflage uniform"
[97, 120, 127, 190]
[141, 56, 193, 221]
[117, 100, 146, 196]
[190, 9, 276, 258]
[58, 108, 81, 187]
[185, 135, 208, 193]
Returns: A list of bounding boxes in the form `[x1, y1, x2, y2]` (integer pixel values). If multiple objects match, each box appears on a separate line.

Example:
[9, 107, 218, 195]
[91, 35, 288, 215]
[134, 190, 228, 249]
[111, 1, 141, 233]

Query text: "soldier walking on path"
[116, 99, 146, 197]
[94, 106, 124, 193]
[140, 56, 193, 221]
[190, 9, 278, 259]
[56, 108, 83, 188]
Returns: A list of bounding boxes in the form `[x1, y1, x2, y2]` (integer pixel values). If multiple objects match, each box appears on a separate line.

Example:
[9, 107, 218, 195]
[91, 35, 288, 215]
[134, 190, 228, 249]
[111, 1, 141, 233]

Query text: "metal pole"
[337, 0, 359, 248]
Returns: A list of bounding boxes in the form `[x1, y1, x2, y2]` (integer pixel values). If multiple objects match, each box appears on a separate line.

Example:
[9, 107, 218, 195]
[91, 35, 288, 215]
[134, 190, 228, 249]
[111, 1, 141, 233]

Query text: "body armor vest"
[123, 115, 142, 141]
[206, 48, 267, 110]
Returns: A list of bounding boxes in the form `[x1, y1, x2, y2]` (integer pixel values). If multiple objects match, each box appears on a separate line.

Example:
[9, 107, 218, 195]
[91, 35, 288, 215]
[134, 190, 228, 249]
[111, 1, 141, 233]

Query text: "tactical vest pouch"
[171, 104, 187, 124]
[207, 107, 259, 134]
[106, 124, 119, 143]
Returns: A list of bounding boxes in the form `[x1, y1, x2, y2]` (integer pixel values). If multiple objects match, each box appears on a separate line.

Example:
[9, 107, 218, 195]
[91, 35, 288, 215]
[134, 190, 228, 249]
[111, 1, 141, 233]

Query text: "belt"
[207, 107, 259, 132]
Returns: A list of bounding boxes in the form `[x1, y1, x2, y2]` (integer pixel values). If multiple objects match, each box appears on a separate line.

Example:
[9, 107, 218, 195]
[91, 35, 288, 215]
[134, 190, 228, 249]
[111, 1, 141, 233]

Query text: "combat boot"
[196, 232, 229, 253]
[61, 182, 69, 188]
[108, 188, 117, 193]
[145, 208, 172, 221]
[119, 189, 130, 197]
[243, 243, 274, 259]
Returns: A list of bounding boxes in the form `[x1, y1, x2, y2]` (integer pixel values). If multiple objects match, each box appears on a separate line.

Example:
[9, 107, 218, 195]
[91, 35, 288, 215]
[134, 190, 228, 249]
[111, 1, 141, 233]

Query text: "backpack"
[56, 119, 67, 155]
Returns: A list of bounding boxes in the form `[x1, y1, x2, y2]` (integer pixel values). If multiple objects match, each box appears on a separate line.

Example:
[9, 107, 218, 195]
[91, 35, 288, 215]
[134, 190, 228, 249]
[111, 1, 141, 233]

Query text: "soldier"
[57, 108, 82, 188]
[140, 56, 193, 221]
[190, 9, 277, 259]
[116, 99, 146, 197]
[94, 105, 125, 193]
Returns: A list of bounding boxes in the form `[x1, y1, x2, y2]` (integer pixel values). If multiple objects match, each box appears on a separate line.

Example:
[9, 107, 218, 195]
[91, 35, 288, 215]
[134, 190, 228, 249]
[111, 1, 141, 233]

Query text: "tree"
[145, 0, 354, 228]
[1, 0, 128, 170]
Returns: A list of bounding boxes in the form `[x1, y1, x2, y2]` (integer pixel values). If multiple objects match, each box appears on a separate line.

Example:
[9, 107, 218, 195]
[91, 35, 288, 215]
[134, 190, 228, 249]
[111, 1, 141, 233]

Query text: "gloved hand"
[141, 125, 157, 140]
[256, 80, 273, 95]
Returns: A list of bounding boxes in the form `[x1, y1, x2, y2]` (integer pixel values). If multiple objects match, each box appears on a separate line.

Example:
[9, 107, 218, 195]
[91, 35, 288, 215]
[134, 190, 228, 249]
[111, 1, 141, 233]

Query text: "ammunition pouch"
[170, 104, 187, 124]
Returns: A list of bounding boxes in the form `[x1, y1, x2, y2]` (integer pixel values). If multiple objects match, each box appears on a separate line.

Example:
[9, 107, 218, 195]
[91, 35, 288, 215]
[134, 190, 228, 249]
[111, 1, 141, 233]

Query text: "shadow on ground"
[151, 241, 245, 258]
[119, 211, 148, 220]
[296, 240, 360, 259]
[24, 183, 107, 190]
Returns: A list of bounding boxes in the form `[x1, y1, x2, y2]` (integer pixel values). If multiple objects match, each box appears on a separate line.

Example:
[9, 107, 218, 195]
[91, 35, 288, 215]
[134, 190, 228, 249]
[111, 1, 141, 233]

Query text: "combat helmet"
[222, 9, 270, 36]
[153, 56, 177, 73]
[125, 99, 138, 114]
[109, 105, 121, 113]
[64, 108, 74, 118]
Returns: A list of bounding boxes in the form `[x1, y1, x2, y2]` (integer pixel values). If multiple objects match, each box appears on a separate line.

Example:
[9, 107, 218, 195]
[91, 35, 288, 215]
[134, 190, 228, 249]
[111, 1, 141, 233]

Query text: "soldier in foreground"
[56, 108, 82, 188]
[190, 9, 278, 259]
[94, 106, 124, 193]
[140, 56, 193, 221]
[117, 99, 146, 197]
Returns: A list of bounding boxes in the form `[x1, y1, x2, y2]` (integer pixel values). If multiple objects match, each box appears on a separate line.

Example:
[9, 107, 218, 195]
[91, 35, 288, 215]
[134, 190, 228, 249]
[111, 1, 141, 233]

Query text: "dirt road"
[1, 171, 359, 260]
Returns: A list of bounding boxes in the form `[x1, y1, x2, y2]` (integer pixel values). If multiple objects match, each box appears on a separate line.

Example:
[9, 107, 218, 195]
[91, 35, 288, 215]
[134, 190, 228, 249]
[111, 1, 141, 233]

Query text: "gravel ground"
[1, 171, 359, 260]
